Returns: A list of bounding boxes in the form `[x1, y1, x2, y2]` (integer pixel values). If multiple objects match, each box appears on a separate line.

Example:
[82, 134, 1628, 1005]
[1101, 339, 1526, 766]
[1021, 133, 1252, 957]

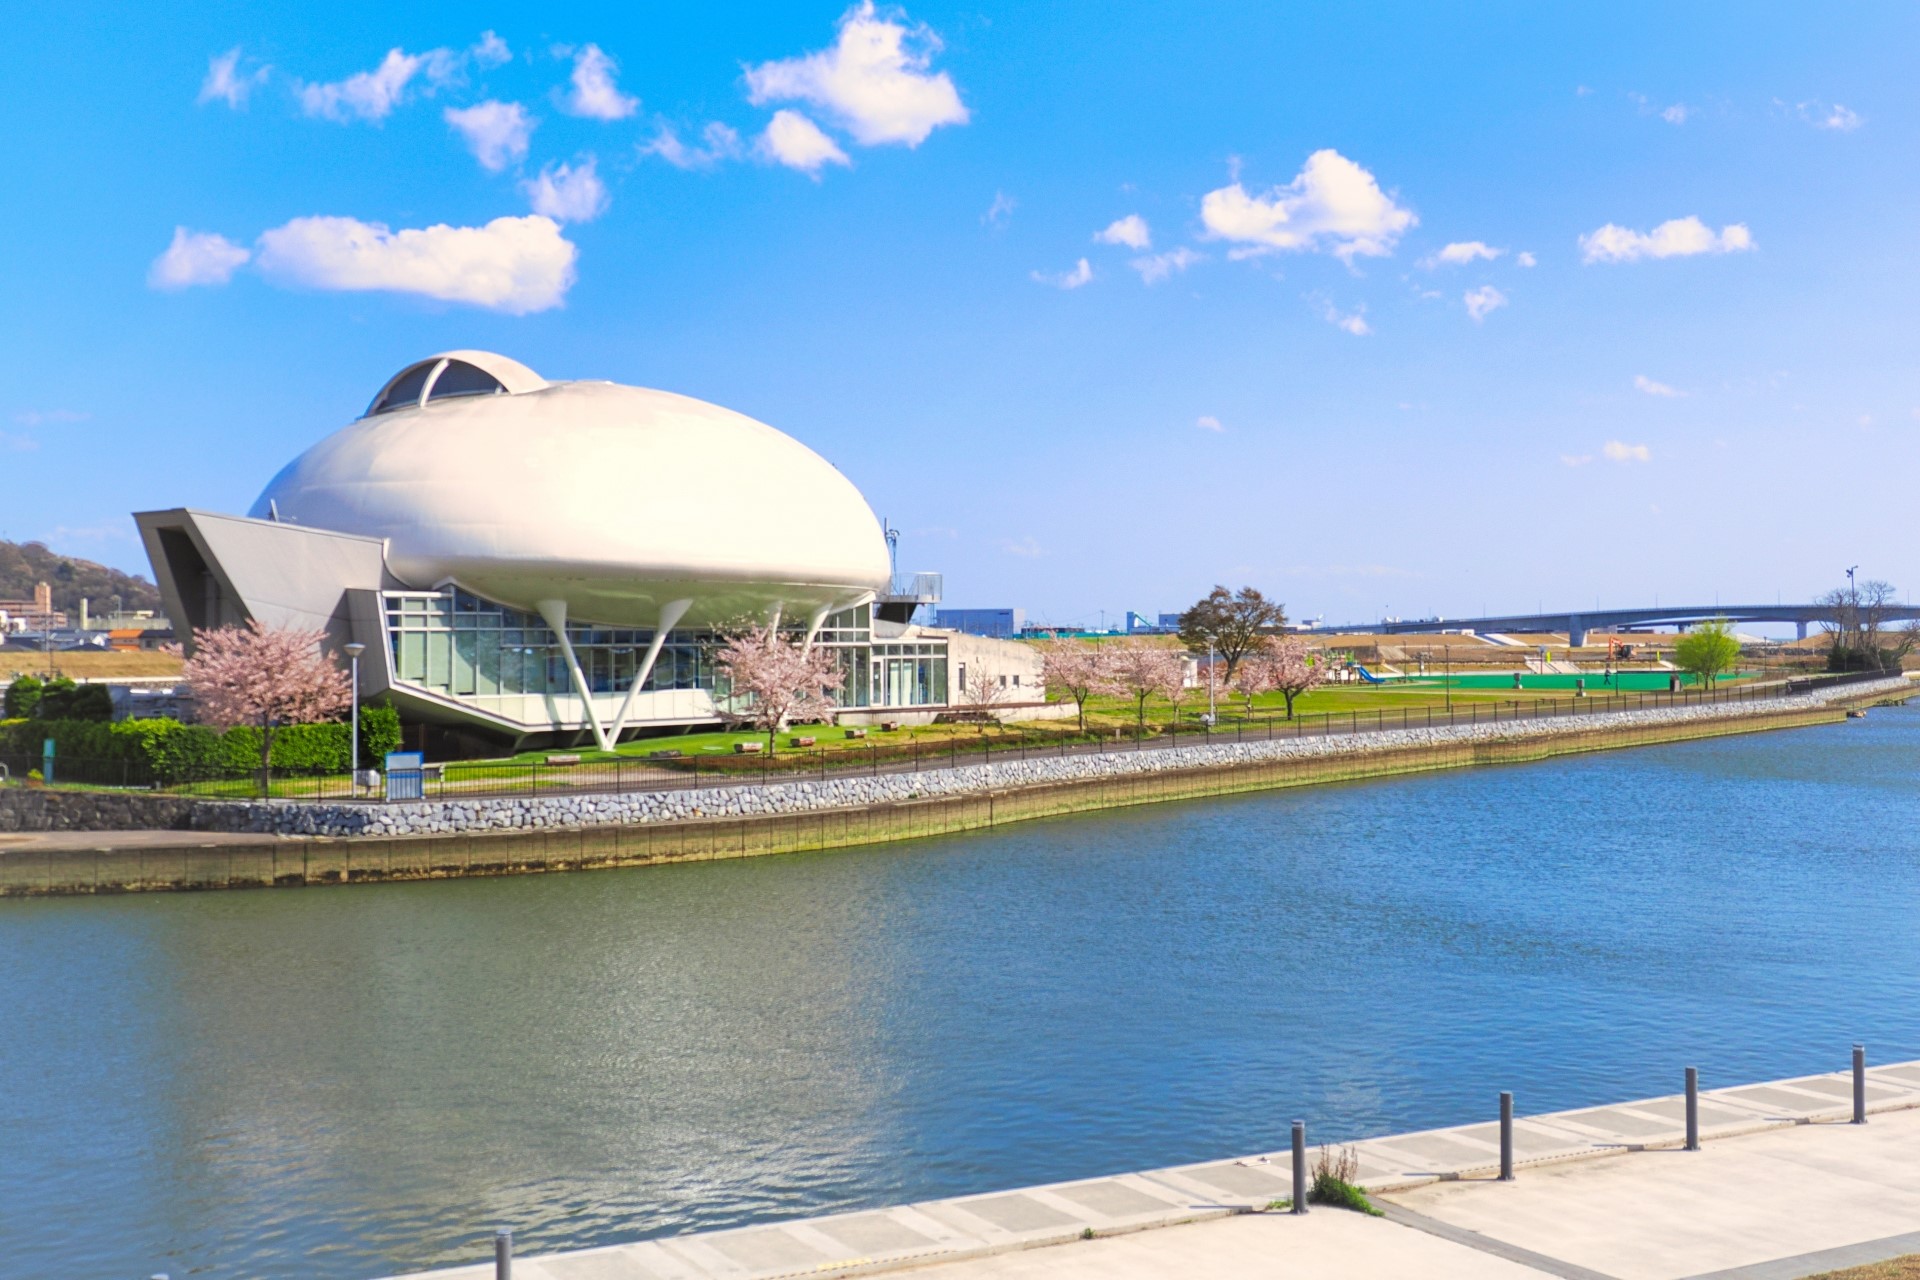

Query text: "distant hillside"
[0, 539, 163, 618]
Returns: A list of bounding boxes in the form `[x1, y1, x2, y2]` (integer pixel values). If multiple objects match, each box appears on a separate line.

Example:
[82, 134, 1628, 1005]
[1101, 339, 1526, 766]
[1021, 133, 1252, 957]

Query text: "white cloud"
[1561, 453, 1594, 467]
[981, 191, 1016, 229]
[1464, 285, 1507, 321]
[1816, 103, 1863, 131]
[1428, 240, 1503, 266]
[1000, 536, 1044, 558]
[298, 48, 429, 122]
[562, 44, 638, 120]
[1661, 103, 1690, 125]
[1319, 299, 1370, 335]
[198, 47, 268, 108]
[1131, 247, 1202, 284]
[1603, 440, 1651, 463]
[1516, 251, 1537, 267]
[1200, 149, 1415, 262]
[1634, 374, 1684, 398]
[1579, 216, 1754, 264]
[1195, 415, 1224, 432]
[1789, 100, 1863, 131]
[444, 100, 534, 171]
[1095, 214, 1150, 250]
[757, 110, 850, 174]
[1031, 258, 1093, 290]
[745, 1, 968, 147]
[522, 157, 608, 223]
[641, 121, 743, 169]
[253, 214, 576, 313]
[148, 227, 251, 289]
[472, 31, 511, 69]
[12, 408, 89, 427]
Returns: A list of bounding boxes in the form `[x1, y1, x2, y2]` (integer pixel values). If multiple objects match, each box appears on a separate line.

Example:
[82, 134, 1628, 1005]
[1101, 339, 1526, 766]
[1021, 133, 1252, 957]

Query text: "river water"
[6, 704, 1920, 1278]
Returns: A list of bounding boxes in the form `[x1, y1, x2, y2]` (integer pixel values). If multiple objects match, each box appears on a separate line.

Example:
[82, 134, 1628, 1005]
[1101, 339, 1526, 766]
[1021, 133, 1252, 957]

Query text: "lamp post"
[1207, 636, 1217, 722]
[344, 642, 366, 792]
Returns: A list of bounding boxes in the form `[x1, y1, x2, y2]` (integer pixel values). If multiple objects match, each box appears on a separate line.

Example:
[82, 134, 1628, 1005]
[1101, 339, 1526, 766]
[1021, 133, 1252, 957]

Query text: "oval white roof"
[251, 354, 891, 627]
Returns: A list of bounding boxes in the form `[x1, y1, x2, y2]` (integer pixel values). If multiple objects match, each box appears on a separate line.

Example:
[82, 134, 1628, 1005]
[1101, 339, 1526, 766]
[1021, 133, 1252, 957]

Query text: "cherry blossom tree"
[1107, 643, 1185, 738]
[714, 625, 844, 755]
[1267, 636, 1326, 719]
[1228, 647, 1280, 718]
[183, 620, 352, 792]
[961, 658, 1011, 712]
[1037, 637, 1116, 734]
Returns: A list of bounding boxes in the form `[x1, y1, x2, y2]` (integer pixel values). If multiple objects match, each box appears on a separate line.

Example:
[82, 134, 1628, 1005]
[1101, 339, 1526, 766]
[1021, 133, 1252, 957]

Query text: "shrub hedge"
[0, 703, 402, 782]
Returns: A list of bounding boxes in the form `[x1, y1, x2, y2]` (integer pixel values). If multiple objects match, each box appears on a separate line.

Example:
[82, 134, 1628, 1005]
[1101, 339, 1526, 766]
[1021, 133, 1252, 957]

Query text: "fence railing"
[3, 668, 1900, 805]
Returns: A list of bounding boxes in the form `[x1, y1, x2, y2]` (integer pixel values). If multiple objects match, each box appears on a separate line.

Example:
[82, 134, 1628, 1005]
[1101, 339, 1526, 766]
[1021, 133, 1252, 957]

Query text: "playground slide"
[1352, 664, 1389, 684]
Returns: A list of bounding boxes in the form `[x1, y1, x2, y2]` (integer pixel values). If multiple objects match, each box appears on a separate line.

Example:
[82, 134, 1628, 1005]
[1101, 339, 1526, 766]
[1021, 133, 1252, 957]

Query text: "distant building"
[935, 608, 1025, 639]
[0, 582, 68, 633]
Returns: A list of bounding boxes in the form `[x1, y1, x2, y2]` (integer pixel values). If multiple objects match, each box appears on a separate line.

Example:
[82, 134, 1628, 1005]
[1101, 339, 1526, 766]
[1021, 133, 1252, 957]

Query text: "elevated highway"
[1316, 603, 1920, 647]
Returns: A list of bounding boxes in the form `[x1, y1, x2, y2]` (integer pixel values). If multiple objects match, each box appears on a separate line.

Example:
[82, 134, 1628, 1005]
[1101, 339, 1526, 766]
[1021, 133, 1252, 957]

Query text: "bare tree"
[714, 625, 845, 754]
[1177, 585, 1287, 681]
[961, 657, 1012, 714]
[1037, 637, 1116, 734]
[1818, 578, 1912, 671]
[183, 620, 352, 794]
[1106, 643, 1185, 738]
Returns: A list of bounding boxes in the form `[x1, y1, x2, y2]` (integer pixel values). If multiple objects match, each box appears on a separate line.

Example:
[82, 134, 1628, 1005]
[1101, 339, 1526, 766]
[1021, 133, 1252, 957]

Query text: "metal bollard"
[1499, 1091, 1514, 1181]
[496, 1229, 513, 1280]
[1854, 1044, 1867, 1124]
[1685, 1067, 1699, 1151]
[1291, 1120, 1308, 1214]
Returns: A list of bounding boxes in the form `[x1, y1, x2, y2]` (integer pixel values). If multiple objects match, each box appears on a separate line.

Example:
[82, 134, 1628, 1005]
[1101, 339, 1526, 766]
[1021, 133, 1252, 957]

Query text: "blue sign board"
[384, 751, 425, 801]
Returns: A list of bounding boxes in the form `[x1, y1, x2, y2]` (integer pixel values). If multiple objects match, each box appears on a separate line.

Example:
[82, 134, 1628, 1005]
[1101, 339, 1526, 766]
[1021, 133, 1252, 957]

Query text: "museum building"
[135, 351, 1042, 754]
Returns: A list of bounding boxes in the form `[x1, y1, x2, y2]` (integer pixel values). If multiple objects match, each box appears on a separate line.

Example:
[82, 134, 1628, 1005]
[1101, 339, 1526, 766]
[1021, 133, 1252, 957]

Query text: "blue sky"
[2, 2, 1914, 628]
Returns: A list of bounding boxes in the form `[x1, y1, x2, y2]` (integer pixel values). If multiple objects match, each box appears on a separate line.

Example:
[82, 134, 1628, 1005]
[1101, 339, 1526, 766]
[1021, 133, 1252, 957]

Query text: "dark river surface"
[6, 703, 1919, 1278]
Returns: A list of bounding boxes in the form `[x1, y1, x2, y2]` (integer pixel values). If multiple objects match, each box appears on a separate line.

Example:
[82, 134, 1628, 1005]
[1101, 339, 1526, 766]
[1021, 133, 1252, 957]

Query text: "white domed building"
[137, 352, 1041, 753]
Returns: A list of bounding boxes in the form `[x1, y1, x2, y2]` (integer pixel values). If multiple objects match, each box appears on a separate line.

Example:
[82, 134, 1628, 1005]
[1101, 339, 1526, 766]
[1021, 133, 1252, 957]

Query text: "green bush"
[2, 707, 400, 780]
[359, 701, 402, 768]
[4, 674, 42, 718]
[39, 680, 113, 722]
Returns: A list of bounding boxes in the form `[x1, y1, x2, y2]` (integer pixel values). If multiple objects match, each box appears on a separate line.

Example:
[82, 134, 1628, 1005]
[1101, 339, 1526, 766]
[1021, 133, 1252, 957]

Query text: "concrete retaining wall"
[0, 681, 1904, 897]
[189, 681, 1906, 839]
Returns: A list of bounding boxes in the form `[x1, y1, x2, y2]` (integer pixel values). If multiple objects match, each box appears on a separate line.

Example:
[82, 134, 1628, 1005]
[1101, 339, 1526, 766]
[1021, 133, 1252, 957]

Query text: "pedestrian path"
[386, 1057, 1920, 1280]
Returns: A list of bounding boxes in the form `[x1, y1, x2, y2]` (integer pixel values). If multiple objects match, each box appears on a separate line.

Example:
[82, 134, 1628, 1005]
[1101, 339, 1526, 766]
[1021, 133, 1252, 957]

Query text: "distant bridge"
[1315, 604, 1920, 647]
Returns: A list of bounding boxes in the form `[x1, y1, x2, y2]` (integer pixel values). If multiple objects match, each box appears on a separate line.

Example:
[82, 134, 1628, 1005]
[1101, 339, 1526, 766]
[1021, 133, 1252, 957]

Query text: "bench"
[843, 727, 868, 739]
[546, 753, 582, 765]
[789, 735, 817, 748]
[734, 741, 764, 754]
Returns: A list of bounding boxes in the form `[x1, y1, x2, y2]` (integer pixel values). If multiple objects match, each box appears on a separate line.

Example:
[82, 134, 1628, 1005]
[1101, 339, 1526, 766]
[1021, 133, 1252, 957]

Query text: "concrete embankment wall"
[0, 690, 1889, 898]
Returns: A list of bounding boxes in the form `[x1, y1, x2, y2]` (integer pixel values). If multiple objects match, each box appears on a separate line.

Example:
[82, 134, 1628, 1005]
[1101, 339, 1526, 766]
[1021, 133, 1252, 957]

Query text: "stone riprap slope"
[193, 678, 1907, 839]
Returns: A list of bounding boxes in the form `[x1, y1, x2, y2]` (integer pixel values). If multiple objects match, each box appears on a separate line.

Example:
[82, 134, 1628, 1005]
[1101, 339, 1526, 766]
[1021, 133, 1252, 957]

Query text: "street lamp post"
[344, 642, 366, 792]
[1207, 637, 1217, 722]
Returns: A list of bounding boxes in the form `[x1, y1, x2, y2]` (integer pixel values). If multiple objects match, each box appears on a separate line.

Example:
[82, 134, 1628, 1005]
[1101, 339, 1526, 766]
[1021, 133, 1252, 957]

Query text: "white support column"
[604, 597, 693, 747]
[800, 602, 832, 654]
[538, 598, 613, 753]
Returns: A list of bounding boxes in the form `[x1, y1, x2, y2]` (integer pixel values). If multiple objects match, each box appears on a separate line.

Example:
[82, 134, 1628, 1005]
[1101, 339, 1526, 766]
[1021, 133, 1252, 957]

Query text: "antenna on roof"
[883, 518, 900, 584]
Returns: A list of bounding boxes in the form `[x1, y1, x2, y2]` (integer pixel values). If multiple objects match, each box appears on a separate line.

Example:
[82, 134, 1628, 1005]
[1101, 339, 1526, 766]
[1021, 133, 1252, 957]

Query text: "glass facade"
[383, 589, 949, 729]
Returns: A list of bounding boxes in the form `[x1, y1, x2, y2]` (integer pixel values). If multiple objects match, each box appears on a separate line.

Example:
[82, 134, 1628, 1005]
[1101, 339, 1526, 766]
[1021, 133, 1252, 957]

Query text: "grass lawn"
[477, 671, 1761, 767]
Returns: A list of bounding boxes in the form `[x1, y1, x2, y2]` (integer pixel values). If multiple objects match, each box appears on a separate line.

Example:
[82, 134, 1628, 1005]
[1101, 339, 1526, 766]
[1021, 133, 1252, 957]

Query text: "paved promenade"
[392, 1057, 1920, 1280]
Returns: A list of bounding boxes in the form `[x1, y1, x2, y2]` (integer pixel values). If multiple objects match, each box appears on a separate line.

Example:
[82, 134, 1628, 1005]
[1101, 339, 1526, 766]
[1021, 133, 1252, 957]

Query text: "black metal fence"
[2, 668, 1898, 804]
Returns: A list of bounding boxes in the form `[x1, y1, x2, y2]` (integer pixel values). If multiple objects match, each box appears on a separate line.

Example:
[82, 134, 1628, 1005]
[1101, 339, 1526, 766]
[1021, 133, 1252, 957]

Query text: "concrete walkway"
[390, 1058, 1920, 1280]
